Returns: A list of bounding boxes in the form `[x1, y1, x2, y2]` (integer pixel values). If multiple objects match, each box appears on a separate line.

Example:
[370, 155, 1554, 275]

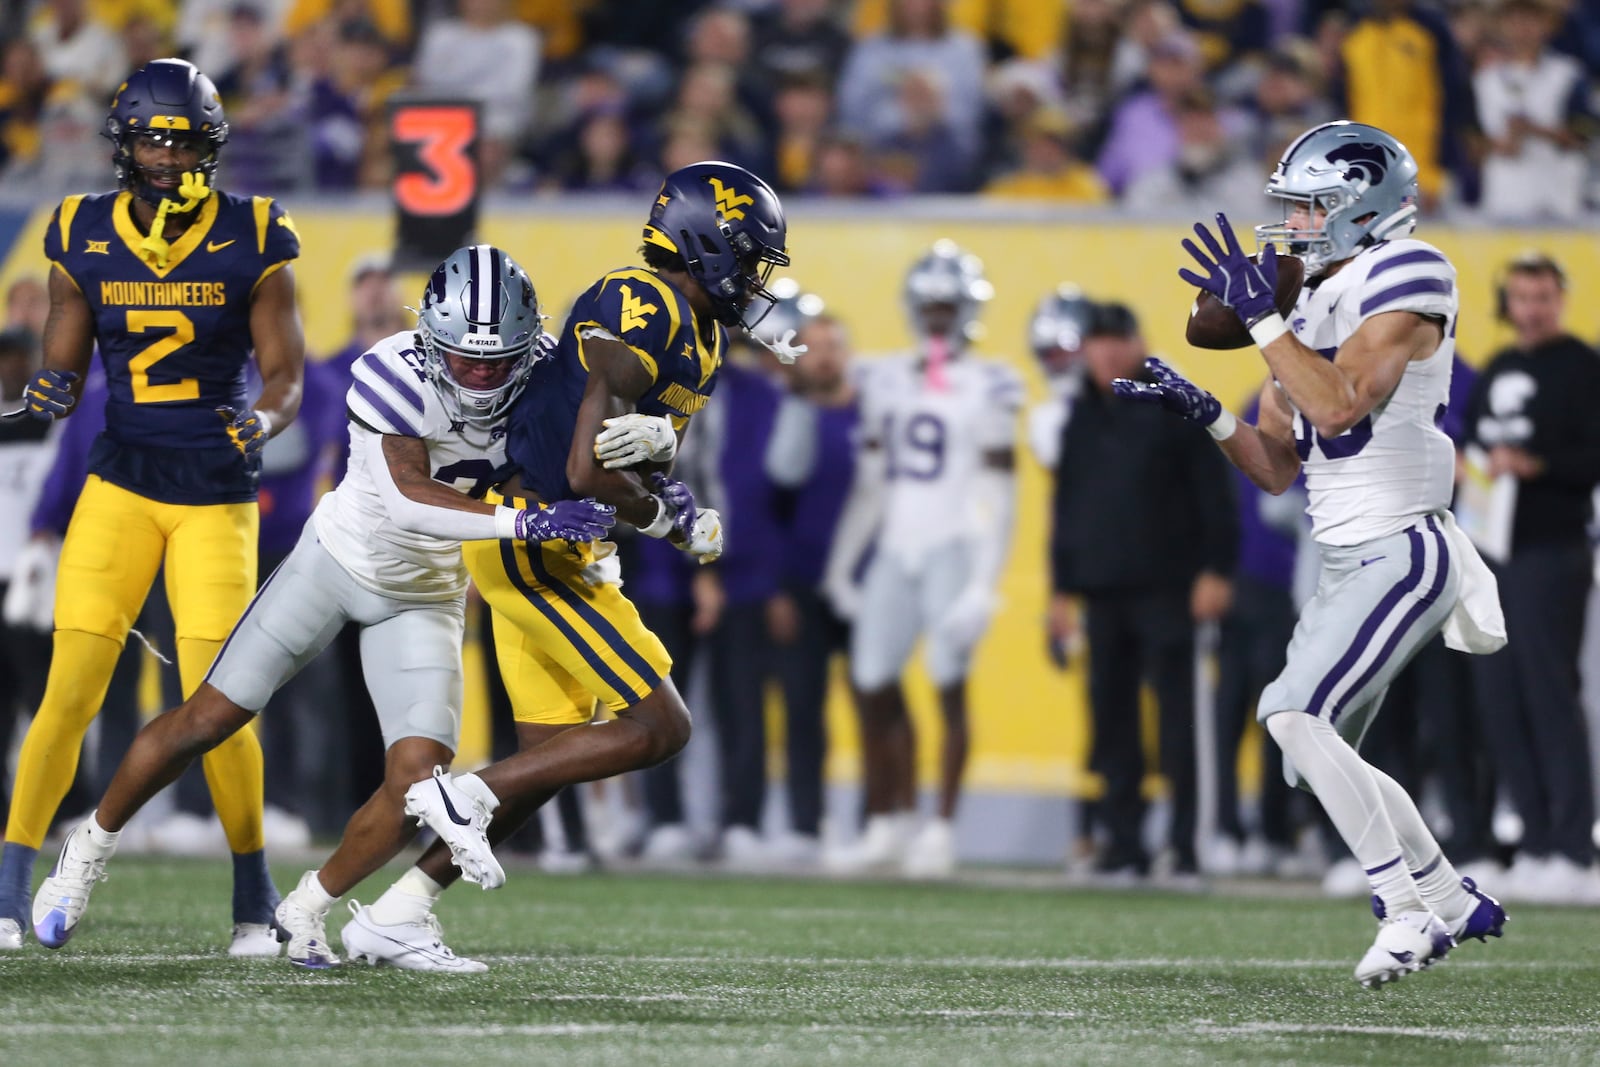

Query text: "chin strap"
[138, 171, 211, 267]
[1369, 203, 1419, 243]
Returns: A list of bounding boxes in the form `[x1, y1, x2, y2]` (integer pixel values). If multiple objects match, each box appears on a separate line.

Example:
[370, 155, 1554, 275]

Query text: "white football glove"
[763, 328, 808, 365]
[594, 413, 677, 469]
[4, 536, 59, 632]
[936, 585, 997, 651]
[578, 540, 624, 588]
[681, 507, 723, 565]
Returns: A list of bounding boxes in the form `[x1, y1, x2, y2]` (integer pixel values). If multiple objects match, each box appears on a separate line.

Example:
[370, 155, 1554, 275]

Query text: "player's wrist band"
[494, 506, 525, 539]
[253, 409, 273, 438]
[640, 496, 675, 538]
[1248, 313, 1289, 349]
[1206, 409, 1238, 441]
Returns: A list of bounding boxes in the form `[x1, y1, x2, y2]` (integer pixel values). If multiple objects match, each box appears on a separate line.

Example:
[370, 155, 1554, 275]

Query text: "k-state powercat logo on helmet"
[1321, 142, 1396, 186]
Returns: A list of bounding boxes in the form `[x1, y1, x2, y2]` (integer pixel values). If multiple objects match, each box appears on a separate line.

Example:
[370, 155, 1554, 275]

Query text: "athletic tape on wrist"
[1248, 313, 1289, 349]
[494, 506, 524, 539]
[640, 496, 675, 538]
[1206, 408, 1238, 440]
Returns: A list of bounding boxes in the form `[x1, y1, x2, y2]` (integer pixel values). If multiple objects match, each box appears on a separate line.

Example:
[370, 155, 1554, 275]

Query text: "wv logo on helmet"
[709, 177, 753, 221]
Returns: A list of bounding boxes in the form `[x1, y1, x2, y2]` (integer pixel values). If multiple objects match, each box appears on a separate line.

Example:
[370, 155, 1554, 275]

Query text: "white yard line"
[3, 950, 1586, 974]
[475, 951, 1585, 972]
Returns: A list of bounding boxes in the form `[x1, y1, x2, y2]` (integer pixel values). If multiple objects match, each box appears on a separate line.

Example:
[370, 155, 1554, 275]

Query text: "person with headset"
[1463, 251, 1600, 903]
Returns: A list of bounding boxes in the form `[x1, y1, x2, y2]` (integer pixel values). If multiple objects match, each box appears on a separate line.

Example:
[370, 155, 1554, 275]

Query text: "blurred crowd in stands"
[1, 0, 1598, 217]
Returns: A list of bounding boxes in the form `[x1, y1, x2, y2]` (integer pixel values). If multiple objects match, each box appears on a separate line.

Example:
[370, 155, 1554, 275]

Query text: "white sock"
[1266, 712, 1425, 915]
[1368, 766, 1473, 919]
[294, 869, 338, 915]
[80, 811, 121, 858]
[454, 772, 501, 812]
[369, 867, 444, 927]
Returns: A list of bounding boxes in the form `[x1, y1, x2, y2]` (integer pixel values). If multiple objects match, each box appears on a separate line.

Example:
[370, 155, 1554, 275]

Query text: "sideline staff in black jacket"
[1048, 302, 1238, 878]
[1464, 252, 1600, 897]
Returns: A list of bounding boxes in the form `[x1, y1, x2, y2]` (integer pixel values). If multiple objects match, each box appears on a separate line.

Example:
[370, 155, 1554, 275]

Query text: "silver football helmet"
[1255, 121, 1420, 276]
[750, 276, 825, 349]
[415, 245, 544, 424]
[903, 239, 994, 346]
[1028, 284, 1095, 373]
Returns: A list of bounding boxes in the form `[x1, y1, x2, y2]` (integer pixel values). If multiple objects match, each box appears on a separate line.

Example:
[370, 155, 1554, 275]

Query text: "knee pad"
[1264, 710, 1316, 795]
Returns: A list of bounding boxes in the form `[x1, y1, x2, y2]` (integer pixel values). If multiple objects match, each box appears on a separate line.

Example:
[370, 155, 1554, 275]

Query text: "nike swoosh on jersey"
[1360, 556, 1386, 566]
[435, 778, 472, 826]
[206, 239, 236, 252]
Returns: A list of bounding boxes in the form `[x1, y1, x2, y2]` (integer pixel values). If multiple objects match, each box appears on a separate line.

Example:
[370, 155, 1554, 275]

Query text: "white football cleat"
[228, 922, 283, 958]
[1321, 857, 1369, 898]
[147, 811, 227, 856]
[274, 873, 339, 969]
[902, 819, 956, 879]
[640, 823, 697, 864]
[261, 805, 312, 850]
[1354, 909, 1455, 989]
[765, 831, 822, 870]
[825, 814, 910, 874]
[32, 825, 109, 948]
[537, 848, 596, 875]
[340, 901, 487, 973]
[403, 768, 504, 890]
[720, 826, 771, 871]
[0, 917, 23, 950]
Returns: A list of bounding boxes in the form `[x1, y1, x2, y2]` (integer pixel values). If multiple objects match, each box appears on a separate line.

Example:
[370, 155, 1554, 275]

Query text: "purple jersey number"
[1294, 412, 1375, 460]
[885, 412, 946, 480]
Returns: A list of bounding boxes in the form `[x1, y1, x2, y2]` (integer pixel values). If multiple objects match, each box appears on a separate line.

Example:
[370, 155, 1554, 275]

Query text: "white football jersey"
[311, 331, 508, 601]
[859, 353, 1024, 564]
[1287, 238, 1458, 547]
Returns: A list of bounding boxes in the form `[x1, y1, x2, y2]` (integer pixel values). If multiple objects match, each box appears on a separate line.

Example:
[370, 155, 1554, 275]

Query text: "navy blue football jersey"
[507, 266, 727, 502]
[45, 189, 300, 504]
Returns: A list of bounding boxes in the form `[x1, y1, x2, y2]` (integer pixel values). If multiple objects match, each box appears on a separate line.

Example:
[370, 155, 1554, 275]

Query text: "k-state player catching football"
[1115, 121, 1510, 988]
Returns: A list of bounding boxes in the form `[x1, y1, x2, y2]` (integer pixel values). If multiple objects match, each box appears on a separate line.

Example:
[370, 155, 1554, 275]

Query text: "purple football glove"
[1112, 357, 1222, 427]
[517, 498, 616, 543]
[650, 473, 698, 540]
[1178, 212, 1279, 327]
[23, 368, 77, 421]
[216, 406, 269, 458]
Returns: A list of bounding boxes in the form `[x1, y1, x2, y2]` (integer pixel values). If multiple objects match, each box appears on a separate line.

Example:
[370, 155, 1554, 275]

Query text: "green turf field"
[2, 857, 1598, 1067]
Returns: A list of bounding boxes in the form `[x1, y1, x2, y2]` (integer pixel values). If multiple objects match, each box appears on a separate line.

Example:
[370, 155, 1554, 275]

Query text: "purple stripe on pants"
[1329, 517, 1450, 725]
[1307, 527, 1427, 718]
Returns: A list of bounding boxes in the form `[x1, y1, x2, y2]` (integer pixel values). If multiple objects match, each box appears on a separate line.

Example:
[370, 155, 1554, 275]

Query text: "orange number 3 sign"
[392, 105, 479, 217]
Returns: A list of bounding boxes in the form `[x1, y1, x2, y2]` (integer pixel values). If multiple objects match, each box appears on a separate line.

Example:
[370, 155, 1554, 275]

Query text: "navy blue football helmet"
[103, 59, 228, 206]
[642, 161, 790, 330]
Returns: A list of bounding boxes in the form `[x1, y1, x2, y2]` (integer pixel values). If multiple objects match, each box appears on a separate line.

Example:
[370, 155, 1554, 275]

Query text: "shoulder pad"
[250, 196, 301, 263]
[43, 194, 96, 265]
[1358, 240, 1456, 321]
[347, 337, 438, 437]
[583, 269, 688, 360]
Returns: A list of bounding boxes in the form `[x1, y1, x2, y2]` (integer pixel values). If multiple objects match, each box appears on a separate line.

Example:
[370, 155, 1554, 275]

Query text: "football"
[1185, 253, 1306, 350]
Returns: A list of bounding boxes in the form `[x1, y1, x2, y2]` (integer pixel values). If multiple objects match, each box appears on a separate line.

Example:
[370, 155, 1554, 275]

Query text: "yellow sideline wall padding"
[8, 207, 1598, 795]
